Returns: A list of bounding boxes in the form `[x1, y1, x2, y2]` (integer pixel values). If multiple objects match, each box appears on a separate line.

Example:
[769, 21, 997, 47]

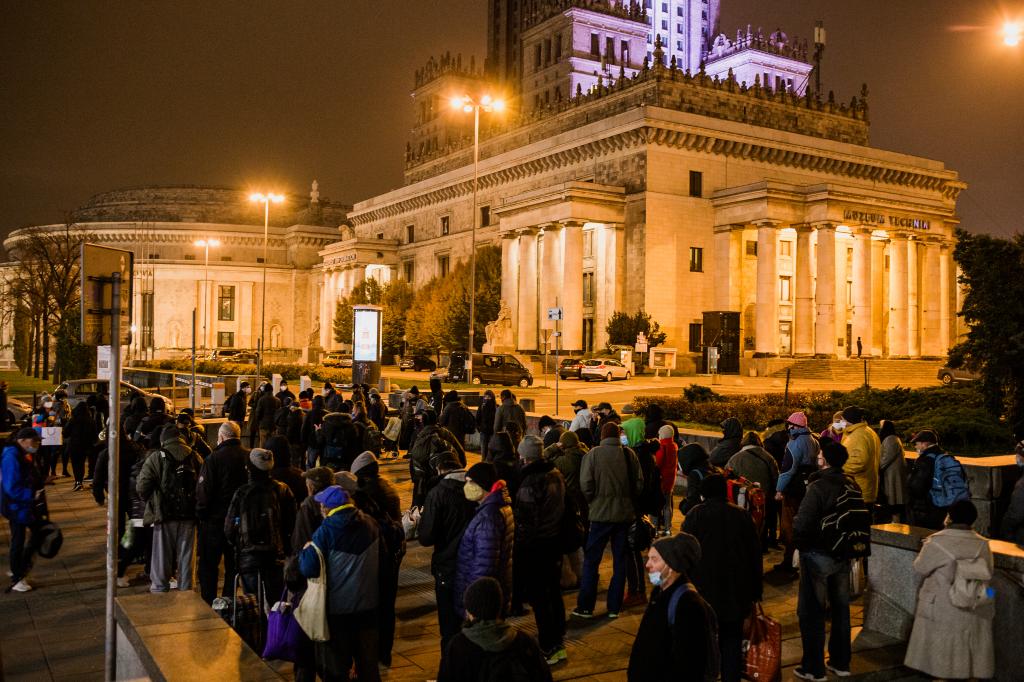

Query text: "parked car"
[580, 358, 631, 382]
[399, 355, 437, 372]
[937, 365, 980, 386]
[206, 349, 259, 363]
[466, 353, 533, 388]
[558, 358, 583, 380]
[7, 397, 32, 426]
[322, 351, 354, 368]
[55, 380, 168, 413]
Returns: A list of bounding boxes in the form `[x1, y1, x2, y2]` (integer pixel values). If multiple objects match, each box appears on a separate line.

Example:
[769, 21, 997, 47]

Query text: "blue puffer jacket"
[1, 445, 41, 525]
[298, 505, 380, 615]
[454, 483, 515, 617]
[777, 428, 820, 496]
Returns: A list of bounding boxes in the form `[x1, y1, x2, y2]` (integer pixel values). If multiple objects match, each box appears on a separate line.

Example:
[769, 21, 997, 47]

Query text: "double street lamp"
[449, 93, 505, 383]
[194, 238, 220, 351]
[249, 192, 284, 377]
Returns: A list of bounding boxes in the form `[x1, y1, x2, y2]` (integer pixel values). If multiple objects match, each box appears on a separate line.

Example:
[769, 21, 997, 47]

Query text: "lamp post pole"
[468, 104, 480, 384]
[249, 193, 283, 379]
[195, 238, 219, 352]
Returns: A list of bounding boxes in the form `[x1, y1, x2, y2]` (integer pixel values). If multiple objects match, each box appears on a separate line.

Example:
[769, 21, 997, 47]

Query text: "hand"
[774, 492, 783, 502]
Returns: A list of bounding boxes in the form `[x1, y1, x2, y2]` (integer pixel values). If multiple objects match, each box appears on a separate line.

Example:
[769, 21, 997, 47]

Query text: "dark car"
[937, 365, 980, 386]
[558, 357, 582, 380]
[468, 353, 533, 388]
[399, 355, 437, 372]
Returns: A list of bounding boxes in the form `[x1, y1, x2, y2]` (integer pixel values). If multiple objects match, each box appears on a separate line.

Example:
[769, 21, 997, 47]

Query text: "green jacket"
[137, 435, 199, 525]
[622, 417, 646, 447]
[580, 437, 643, 523]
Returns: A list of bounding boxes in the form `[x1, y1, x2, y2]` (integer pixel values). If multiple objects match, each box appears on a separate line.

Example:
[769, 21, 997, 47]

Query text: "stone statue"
[309, 318, 321, 347]
[310, 180, 320, 204]
[483, 300, 515, 352]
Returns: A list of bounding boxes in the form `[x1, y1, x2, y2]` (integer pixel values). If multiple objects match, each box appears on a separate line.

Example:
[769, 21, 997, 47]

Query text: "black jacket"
[225, 475, 297, 566]
[709, 417, 743, 468]
[318, 412, 361, 471]
[357, 468, 402, 524]
[682, 497, 763, 623]
[418, 471, 475, 579]
[514, 460, 565, 546]
[439, 400, 473, 445]
[906, 445, 947, 530]
[271, 465, 308, 505]
[627, 581, 714, 682]
[195, 438, 250, 523]
[226, 390, 248, 424]
[793, 466, 859, 553]
[252, 392, 281, 432]
[438, 620, 552, 682]
[476, 397, 496, 436]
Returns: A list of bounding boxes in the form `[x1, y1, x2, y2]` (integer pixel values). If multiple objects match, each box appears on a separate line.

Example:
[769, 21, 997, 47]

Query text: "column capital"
[753, 219, 782, 229]
[792, 223, 815, 234]
[516, 227, 539, 237]
[810, 221, 838, 232]
[540, 222, 563, 234]
[713, 223, 746, 234]
[851, 225, 874, 237]
[500, 230, 519, 240]
[559, 220, 585, 230]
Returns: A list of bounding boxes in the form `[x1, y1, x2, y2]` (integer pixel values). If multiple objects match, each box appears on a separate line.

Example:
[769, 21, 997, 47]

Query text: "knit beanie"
[350, 451, 377, 475]
[463, 576, 503, 621]
[517, 435, 544, 462]
[559, 430, 580, 448]
[466, 461, 498, 491]
[658, 424, 675, 440]
[653, 532, 702, 574]
[250, 448, 274, 471]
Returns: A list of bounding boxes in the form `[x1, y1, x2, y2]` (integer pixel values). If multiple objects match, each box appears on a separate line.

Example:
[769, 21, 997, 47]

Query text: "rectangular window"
[256, 257, 265, 264]
[441, 215, 450, 236]
[406, 224, 415, 243]
[661, 19, 668, 29]
[438, 255, 450, 278]
[140, 291, 154, 349]
[376, 232, 384, 240]
[745, 240, 758, 257]
[554, 34, 562, 59]
[582, 272, 595, 305]
[621, 39, 629, 64]
[544, 38, 551, 65]
[688, 323, 702, 353]
[779, 241, 792, 257]
[590, 33, 600, 56]
[221, 256, 232, 262]
[403, 261, 415, 283]
[780, 276, 792, 302]
[676, 6, 683, 16]
[847, 281, 853, 307]
[534, 44, 542, 70]
[218, 285, 236, 321]
[677, 40, 683, 51]
[184, 254, 196, 261]
[689, 170, 703, 197]
[689, 246, 704, 272]
[661, 2, 668, 11]
[217, 332, 234, 348]
[583, 230, 594, 257]
[605, 36, 615, 63]
[479, 205, 490, 227]
[676, 23, 683, 33]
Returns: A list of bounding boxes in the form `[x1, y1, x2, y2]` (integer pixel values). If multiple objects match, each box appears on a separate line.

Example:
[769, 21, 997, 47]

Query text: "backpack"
[362, 425, 383, 455]
[930, 453, 970, 508]
[478, 644, 535, 682]
[235, 481, 284, 556]
[724, 470, 766, 530]
[460, 404, 477, 435]
[667, 583, 720, 681]
[158, 450, 199, 520]
[819, 476, 872, 559]
[934, 542, 992, 610]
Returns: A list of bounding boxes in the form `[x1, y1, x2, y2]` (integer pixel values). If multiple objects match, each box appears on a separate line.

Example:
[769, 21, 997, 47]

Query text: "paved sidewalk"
[1, 457, 887, 681]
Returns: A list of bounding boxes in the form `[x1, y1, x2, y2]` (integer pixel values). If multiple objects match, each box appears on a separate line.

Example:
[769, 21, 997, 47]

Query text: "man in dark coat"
[225, 381, 250, 426]
[264, 435, 307, 504]
[195, 421, 250, 603]
[275, 380, 296, 406]
[493, 389, 527, 435]
[682, 474, 762, 682]
[709, 417, 744, 468]
[438, 390, 474, 446]
[250, 383, 281, 448]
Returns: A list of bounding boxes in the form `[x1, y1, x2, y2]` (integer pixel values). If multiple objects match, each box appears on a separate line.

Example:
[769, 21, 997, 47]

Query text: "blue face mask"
[648, 570, 664, 586]
[620, 434, 629, 446]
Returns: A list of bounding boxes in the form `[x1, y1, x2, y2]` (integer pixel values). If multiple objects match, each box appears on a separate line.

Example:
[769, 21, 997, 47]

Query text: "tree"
[332, 278, 384, 346]
[380, 279, 414, 360]
[949, 228, 1024, 427]
[605, 309, 668, 349]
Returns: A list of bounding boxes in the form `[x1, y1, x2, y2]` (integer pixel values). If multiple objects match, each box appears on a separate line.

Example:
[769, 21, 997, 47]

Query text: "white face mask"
[322, 389, 330, 397]
[25, 445, 39, 454]
[833, 420, 847, 432]
[43, 401, 53, 409]
[464, 480, 486, 502]
[648, 570, 665, 586]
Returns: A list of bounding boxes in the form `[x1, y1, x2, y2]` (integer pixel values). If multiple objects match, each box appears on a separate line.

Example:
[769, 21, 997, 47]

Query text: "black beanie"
[466, 461, 498, 491]
[463, 576, 503, 620]
[821, 439, 849, 468]
[653, 532, 701, 574]
[699, 473, 728, 499]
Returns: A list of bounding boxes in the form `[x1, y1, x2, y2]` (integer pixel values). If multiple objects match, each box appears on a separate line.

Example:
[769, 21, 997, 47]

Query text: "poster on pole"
[352, 305, 382, 362]
[81, 243, 133, 346]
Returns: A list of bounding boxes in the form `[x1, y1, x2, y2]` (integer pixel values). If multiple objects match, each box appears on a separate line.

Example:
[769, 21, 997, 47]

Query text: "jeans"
[719, 618, 745, 682]
[435, 574, 461, 652]
[520, 541, 566, 652]
[660, 492, 674, 532]
[797, 551, 852, 676]
[576, 520, 629, 614]
[150, 520, 196, 592]
[198, 521, 237, 603]
[8, 520, 43, 583]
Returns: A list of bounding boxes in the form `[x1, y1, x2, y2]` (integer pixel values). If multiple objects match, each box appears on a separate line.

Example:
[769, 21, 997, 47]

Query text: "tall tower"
[487, 0, 523, 91]
[645, 0, 720, 71]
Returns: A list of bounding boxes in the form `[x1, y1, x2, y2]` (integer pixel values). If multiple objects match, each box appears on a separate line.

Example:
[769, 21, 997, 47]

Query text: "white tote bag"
[294, 543, 330, 642]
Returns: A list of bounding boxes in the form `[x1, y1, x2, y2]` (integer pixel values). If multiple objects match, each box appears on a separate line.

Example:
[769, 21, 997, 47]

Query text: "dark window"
[221, 256, 232, 262]
[590, 33, 600, 56]
[147, 253, 160, 259]
[218, 285, 235, 321]
[217, 332, 234, 348]
[583, 318, 595, 352]
[256, 257, 265, 263]
[676, 6, 683, 16]
[606, 36, 615, 63]
[582, 272, 595, 305]
[689, 247, 704, 272]
[403, 261, 415, 282]
[140, 292, 154, 349]
[554, 34, 562, 59]
[441, 216, 450, 236]
[376, 232, 384, 240]
[688, 323, 702, 353]
[689, 170, 703, 197]
[438, 255, 450, 278]
[621, 39, 630, 64]
[534, 44, 542, 70]
[745, 240, 758, 257]
[184, 254, 196, 261]
[544, 38, 551, 65]
[480, 205, 490, 227]
[406, 224, 415, 243]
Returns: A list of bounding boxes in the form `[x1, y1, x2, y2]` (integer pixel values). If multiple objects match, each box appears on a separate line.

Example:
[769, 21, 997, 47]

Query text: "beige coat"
[841, 422, 880, 503]
[878, 435, 908, 506]
[904, 527, 994, 679]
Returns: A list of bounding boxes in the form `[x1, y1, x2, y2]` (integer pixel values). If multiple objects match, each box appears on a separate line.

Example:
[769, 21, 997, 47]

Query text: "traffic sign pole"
[104, 272, 122, 682]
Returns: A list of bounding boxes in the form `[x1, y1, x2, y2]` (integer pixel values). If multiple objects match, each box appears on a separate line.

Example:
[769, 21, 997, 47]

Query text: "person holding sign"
[2, 428, 46, 592]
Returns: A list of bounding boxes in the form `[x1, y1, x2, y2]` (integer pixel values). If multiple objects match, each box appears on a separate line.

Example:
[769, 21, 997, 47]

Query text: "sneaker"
[622, 592, 648, 608]
[793, 667, 826, 682]
[607, 611, 619, 619]
[84, 477, 93, 483]
[544, 647, 568, 665]
[11, 580, 33, 593]
[116, 577, 130, 588]
[826, 663, 851, 677]
[71, 482, 83, 492]
[169, 578, 179, 590]
[570, 608, 594, 619]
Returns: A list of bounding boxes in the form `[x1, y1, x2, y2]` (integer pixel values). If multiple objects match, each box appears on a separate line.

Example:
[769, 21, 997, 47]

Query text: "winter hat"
[821, 440, 849, 468]
[434, 452, 463, 472]
[699, 473, 727, 499]
[314, 485, 350, 509]
[334, 470, 358, 493]
[537, 415, 556, 430]
[323, 381, 333, 390]
[350, 451, 378, 475]
[622, 404, 635, 415]
[596, 402, 613, 411]
[653, 532, 702, 574]
[160, 424, 182, 444]
[517, 435, 544, 462]
[786, 411, 808, 428]
[443, 390, 460, 404]
[14, 427, 40, 442]
[559, 430, 580, 448]
[658, 424, 675, 440]
[463, 576, 504, 621]
[571, 399, 588, 410]
[600, 422, 621, 440]
[841, 405, 864, 424]
[250, 448, 274, 471]
[466, 462, 498, 491]
[910, 429, 939, 445]
[303, 466, 335, 492]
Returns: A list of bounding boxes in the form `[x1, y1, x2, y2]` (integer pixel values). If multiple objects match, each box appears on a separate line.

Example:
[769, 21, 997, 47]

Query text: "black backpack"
[819, 475, 872, 559]
[362, 425, 383, 455]
[159, 450, 199, 520]
[460, 404, 477, 435]
[234, 481, 283, 556]
[478, 646, 535, 682]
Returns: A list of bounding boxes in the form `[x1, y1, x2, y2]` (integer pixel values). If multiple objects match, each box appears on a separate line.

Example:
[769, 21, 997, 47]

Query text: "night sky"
[1, 1, 1021, 238]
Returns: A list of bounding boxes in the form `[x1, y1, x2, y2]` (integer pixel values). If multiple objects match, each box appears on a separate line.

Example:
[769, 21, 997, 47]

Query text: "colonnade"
[318, 265, 366, 350]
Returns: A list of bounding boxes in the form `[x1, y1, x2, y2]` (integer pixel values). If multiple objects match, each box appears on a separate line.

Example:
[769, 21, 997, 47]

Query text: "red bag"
[743, 602, 781, 682]
[725, 473, 766, 531]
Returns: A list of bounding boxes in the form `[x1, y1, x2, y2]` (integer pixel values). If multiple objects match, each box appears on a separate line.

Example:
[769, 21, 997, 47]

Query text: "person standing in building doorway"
[856, 337, 862, 358]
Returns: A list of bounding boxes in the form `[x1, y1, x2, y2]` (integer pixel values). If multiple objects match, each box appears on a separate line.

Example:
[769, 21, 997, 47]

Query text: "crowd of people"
[1, 377, 1018, 681]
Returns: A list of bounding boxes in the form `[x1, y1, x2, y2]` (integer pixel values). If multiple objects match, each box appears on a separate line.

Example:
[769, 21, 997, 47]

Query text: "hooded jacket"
[678, 443, 719, 514]
[437, 619, 552, 682]
[419, 470, 475, 579]
[1, 444, 42, 525]
[580, 437, 643, 523]
[514, 459, 565, 546]
[793, 466, 858, 554]
[195, 437, 249, 523]
[709, 417, 743, 468]
[726, 444, 779, 496]
[454, 484, 515, 616]
[655, 437, 679, 495]
[841, 421, 881, 503]
[493, 398, 527, 435]
[137, 431, 200, 525]
[777, 427, 820, 497]
[298, 505, 380, 614]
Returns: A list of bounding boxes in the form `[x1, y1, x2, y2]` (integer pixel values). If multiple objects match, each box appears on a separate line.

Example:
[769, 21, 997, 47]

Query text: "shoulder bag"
[294, 543, 330, 642]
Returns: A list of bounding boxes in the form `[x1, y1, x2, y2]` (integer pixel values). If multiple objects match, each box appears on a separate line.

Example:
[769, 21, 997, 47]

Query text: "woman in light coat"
[904, 500, 994, 680]
[877, 420, 908, 522]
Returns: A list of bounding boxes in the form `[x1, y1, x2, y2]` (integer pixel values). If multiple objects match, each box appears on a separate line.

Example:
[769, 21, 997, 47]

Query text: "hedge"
[134, 360, 352, 385]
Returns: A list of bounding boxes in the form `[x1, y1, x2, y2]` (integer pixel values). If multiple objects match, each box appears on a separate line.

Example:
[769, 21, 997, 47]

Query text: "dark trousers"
[239, 557, 283, 609]
[780, 494, 803, 565]
[521, 542, 566, 652]
[316, 610, 380, 682]
[797, 551, 852, 677]
[60, 445, 69, 475]
[435, 575, 461, 652]
[197, 522, 237, 604]
[70, 448, 89, 484]
[576, 520, 629, 614]
[479, 431, 493, 461]
[8, 519, 43, 583]
[719, 618, 745, 682]
[763, 496, 779, 547]
[378, 558, 402, 665]
[625, 548, 645, 596]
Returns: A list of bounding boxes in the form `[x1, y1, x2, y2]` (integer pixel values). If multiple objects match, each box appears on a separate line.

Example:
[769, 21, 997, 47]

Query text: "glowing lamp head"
[491, 98, 506, 113]
[1004, 21, 1022, 46]
[208, 238, 221, 247]
[249, 192, 264, 202]
[450, 95, 468, 110]
[269, 193, 285, 204]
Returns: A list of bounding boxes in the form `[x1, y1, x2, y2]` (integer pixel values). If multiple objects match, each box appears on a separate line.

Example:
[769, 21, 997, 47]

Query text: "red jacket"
[655, 438, 678, 495]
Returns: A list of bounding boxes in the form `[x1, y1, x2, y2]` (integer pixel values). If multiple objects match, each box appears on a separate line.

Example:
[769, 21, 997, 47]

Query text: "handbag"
[849, 557, 865, 598]
[402, 506, 422, 541]
[262, 589, 308, 662]
[294, 543, 330, 642]
[622, 446, 655, 551]
[743, 602, 782, 682]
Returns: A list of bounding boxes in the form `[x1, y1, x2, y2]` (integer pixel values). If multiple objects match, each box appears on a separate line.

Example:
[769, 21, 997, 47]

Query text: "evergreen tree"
[605, 310, 668, 348]
[332, 278, 384, 346]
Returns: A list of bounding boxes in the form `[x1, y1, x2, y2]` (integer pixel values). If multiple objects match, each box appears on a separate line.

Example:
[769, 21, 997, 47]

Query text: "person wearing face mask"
[819, 412, 846, 444]
[999, 428, 1024, 545]
[627, 532, 718, 681]
[225, 381, 251, 428]
[906, 429, 969, 530]
[773, 411, 820, 577]
[453, 462, 515, 620]
[2, 428, 46, 592]
[838, 405, 880, 508]
[322, 381, 342, 414]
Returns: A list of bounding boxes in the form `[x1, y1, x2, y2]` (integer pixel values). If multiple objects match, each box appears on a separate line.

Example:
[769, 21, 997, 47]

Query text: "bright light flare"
[249, 192, 285, 204]
[490, 99, 506, 113]
[450, 95, 468, 110]
[194, 238, 221, 247]
[1004, 21, 1022, 46]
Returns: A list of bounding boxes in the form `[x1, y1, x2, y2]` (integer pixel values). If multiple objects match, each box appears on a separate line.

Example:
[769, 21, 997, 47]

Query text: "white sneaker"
[116, 577, 130, 588]
[11, 580, 33, 592]
[169, 578, 178, 590]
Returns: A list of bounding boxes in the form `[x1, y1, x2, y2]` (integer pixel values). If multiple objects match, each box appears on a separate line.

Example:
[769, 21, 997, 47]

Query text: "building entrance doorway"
[779, 321, 792, 356]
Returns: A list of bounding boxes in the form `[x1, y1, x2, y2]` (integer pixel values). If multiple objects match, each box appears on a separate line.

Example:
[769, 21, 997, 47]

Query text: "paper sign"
[41, 427, 63, 446]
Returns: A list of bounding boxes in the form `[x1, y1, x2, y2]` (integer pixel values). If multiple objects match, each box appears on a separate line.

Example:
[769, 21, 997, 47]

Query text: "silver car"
[579, 358, 631, 382]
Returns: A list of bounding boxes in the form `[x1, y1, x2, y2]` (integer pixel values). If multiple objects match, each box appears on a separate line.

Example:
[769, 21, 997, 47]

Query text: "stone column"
[755, 221, 779, 355]
[921, 239, 942, 356]
[907, 236, 920, 357]
[500, 232, 519, 347]
[888, 234, 908, 357]
[871, 237, 887, 357]
[561, 221, 584, 352]
[595, 223, 623, 349]
[713, 226, 743, 311]
[517, 228, 539, 351]
[540, 224, 563, 342]
[939, 243, 951, 355]
[794, 225, 814, 355]
[814, 223, 836, 356]
[851, 227, 872, 356]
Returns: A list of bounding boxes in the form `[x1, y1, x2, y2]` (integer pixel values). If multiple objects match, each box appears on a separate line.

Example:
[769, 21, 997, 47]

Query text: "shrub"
[682, 384, 724, 403]
[134, 360, 351, 384]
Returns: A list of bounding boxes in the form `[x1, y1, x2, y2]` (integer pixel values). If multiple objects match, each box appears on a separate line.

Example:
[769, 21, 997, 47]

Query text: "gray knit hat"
[350, 451, 377, 475]
[653, 532, 701, 574]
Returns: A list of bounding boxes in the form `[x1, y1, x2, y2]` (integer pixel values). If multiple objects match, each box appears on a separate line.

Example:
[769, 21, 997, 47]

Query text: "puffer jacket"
[777, 427, 820, 498]
[655, 437, 679, 495]
[454, 483, 515, 617]
[1, 444, 41, 525]
[298, 505, 380, 614]
[514, 460, 565, 545]
[709, 417, 744, 468]
[580, 437, 643, 523]
[841, 421, 881, 503]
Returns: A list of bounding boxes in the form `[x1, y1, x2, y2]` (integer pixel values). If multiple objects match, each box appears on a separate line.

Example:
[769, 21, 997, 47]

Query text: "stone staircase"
[768, 359, 943, 386]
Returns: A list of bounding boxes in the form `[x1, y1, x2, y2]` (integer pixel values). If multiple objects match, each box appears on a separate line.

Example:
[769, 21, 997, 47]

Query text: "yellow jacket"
[842, 421, 881, 503]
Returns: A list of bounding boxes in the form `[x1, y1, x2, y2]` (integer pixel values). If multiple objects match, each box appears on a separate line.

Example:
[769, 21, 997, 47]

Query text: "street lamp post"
[249, 192, 284, 378]
[194, 238, 220, 352]
[450, 94, 504, 384]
